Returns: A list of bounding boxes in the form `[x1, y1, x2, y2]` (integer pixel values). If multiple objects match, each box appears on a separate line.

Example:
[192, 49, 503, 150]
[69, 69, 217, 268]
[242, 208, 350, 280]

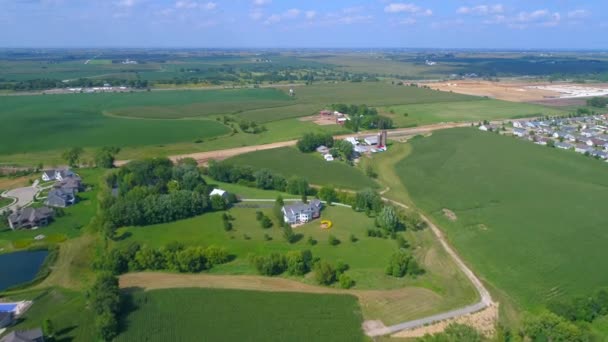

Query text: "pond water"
[0, 250, 48, 291]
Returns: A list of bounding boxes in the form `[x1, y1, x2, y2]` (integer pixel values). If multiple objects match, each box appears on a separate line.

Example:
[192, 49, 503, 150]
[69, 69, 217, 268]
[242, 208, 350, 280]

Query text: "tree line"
[98, 158, 235, 236]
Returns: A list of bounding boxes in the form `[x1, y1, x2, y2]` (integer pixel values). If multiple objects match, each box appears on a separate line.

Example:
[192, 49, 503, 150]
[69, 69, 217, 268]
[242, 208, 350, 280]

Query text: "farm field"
[396, 128, 608, 310]
[0, 92, 231, 155]
[116, 288, 365, 342]
[383, 99, 567, 127]
[224, 147, 378, 190]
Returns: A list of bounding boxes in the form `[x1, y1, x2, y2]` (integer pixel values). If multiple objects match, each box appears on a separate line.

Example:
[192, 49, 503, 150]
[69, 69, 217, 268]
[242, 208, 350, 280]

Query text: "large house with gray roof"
[7, 207, 54, 230]
[282, 200, 322, 225]
[0, 328, 44, 342]
[45, 188, 76, 208]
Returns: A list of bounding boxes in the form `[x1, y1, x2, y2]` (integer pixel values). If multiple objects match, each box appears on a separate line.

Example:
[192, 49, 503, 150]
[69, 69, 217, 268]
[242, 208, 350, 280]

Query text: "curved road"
[0, 182, 39, 214]
[242, 198, 493, 337]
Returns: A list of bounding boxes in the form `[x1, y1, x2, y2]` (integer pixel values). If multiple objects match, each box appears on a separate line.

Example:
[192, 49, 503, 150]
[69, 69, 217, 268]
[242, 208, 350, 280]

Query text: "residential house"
[513, 128, 527, 137]
[7, 207, 54, 230]
[209, 188, 228, 199]
[534, 138, 548, 146]
[41, 169, 75, 182]
[0, 328, 45, 342]
[575, 144, 593, 154]
[54, 177, 82, 193]
[0, 312, 13, 329]
[580, 129, 596, 137]
[282, 200, 322, 225]
[45, 188, 76, 208]
[586, 138, 605, 147]
[555, 142, 573, 150]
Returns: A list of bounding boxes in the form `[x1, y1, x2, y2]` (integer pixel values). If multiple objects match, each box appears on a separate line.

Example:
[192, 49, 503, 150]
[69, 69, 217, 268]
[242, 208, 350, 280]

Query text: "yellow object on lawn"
[320, 220, 333, 229]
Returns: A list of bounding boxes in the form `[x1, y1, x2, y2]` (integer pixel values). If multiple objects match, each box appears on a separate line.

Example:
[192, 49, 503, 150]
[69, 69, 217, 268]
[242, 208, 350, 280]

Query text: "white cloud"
[567, 9, 590, 19]
[457, 4, 504, 15]
[174, 1, 216, 10]
[116, 0, 138, 8]
[253, 0, 271, 6]
[250, 9, 264, 20]
[305, 10, 316, 20]
[384, 3, 432, 16]
[263, 8, 300, 24]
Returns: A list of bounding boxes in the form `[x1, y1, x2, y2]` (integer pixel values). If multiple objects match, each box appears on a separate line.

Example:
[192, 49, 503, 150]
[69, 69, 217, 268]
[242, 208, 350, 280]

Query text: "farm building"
[7, 207, 54, 230]
[282, 200, 322, 225]
[364, 136, 379, 145]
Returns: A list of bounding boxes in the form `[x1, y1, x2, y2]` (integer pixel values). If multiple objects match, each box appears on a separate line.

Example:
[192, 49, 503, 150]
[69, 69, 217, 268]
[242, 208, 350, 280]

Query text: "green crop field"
[397, 128, 608, 310]
[107, 88, 292, 119]
[383, 99, 567, 127]
[117, 288, 365, 342]
[224, 147, 377, 190]
[0, 92, 231, 155]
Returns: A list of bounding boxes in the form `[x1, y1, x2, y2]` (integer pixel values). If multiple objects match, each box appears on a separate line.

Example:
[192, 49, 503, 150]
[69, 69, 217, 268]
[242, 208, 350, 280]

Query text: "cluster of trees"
[314, 261, 353, 288]
[548, 289, 608, 323]
[418, 323, 483, 342]
[99, 158, 234, 232]
[238, 119, 267, 134]
[0, 78, 149, 91]
[385, 250, 424, 278]
[206, 161, 311, 198]
[330, 103, 393, 132]
[522, 311, 589, 342]
[587, 97, 608, 108]
[95, 146, 121, 168]
[296, 132, 334, 152]
[249, 250, 313, 276]
[88, 273, 121, 341]
[94, 241, 230, 275]
[255, 211, 273, 228]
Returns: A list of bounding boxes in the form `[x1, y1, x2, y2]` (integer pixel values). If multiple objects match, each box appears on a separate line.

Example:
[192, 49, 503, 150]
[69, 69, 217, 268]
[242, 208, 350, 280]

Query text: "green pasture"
[397, 128, 608, 310]
[383, 99, 567, 127]
[224, 147, 377, 190]
[117, 288, 365, 342]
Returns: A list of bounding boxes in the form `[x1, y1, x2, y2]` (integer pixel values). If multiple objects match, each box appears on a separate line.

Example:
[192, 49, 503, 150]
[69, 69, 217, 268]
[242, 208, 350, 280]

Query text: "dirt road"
[114, 122, 474, 167]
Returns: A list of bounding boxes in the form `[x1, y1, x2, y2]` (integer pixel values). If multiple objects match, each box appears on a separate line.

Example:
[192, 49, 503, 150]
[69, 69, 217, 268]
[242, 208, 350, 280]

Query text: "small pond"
[0, 250, 48, 291]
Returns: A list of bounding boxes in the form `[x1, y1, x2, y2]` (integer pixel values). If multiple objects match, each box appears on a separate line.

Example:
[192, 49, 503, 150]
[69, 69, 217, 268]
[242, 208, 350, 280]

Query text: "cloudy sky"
[1, 0, 606, 49]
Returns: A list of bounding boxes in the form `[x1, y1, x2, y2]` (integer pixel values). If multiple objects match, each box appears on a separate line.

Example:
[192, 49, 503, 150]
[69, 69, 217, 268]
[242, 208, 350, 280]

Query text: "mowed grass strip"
[397, 128, 608, 309]
[384, 99, 567, 127]
[224, 147, 377, 190]
[117, 288, 365, 342]
[0, 92, 232, 154]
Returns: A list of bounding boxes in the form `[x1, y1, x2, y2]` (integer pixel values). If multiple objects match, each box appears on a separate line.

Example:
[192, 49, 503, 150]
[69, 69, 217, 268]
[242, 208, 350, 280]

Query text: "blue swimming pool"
[0, 304, 17, 312]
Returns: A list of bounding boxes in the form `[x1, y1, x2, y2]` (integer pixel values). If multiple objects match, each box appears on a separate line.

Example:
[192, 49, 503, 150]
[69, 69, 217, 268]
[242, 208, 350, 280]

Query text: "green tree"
[286, 250, 313, 276]
[210, 194, 227, 211]
[274, 195, 284, 221]
[62, 147, 84, 167]
[328, 234, 340, 246]
[318, 186, 338, 204]
[314, 261, 337, 285]
[339, 274, 355, 289]
[378, 206, 399, 232]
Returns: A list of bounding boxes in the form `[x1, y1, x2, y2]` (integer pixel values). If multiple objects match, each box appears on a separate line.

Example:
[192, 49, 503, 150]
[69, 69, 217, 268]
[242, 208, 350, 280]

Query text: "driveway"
[0, 183, 38, 214]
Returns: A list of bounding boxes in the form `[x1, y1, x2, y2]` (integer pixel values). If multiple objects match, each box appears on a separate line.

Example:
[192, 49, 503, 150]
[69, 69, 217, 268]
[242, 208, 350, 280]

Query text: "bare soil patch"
[299, 115, 338, 126]
[392, 302, 499, 339]
[424, 80, 561, 102]
[442, 209, 457, 221]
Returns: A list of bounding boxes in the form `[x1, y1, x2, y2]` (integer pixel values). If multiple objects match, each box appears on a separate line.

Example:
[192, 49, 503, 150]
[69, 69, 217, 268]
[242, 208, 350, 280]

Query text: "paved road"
[0, 183, 38, 214]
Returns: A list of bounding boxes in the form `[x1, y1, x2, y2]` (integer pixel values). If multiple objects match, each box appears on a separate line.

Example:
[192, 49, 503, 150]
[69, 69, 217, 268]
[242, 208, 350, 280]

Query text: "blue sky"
[1, 0, 607, 49]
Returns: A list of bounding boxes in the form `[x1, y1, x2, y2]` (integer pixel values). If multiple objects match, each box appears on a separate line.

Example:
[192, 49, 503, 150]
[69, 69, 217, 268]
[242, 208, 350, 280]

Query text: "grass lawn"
[0, 169, 102, 252]
[203, 176, 299, 199]
[117, 288, 365, 342]
[2, 287, 95, 341]
[382, 99, 567, 127]
[0, 91, 232, 155]
[225, 147, 378, 190]
[396, 127, 608, 311]
[0, 197, 13, 208]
